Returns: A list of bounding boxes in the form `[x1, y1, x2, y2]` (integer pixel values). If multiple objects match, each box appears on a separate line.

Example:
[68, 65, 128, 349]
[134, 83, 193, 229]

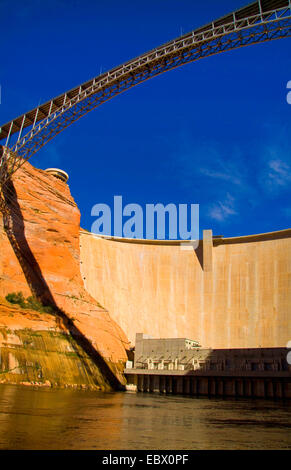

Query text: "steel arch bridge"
[1, 0, 291, 185]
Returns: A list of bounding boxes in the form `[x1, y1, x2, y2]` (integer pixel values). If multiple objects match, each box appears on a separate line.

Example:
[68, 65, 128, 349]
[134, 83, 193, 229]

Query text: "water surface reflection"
[0, 385, 290, 449]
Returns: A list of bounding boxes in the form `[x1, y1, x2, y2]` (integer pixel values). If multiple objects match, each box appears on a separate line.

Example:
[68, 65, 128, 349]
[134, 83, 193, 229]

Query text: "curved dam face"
[80, 229, 291, 349]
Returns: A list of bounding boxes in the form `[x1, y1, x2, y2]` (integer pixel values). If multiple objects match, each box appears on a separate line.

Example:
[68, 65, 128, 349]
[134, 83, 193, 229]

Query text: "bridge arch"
[0, 0, 291, 183]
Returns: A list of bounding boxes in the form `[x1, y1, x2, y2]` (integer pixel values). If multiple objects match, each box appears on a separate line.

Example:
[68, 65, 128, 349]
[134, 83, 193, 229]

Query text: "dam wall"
[80, 229, 291, 349]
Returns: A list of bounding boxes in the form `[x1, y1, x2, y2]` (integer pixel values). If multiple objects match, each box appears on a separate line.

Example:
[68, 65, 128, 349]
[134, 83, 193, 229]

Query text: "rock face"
[0, 299, 112, 390]
[0, 160, 130, 388]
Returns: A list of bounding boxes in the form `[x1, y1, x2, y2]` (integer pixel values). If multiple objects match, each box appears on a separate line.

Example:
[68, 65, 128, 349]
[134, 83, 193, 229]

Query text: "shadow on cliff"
[0, 160, 124, 390]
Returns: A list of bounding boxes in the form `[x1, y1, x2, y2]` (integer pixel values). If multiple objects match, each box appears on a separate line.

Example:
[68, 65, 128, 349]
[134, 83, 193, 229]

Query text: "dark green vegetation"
[5, 292, 55, 315]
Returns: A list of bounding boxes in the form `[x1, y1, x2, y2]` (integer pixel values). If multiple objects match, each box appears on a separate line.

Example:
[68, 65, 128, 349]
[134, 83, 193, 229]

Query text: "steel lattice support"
[0, 0, 291, 185]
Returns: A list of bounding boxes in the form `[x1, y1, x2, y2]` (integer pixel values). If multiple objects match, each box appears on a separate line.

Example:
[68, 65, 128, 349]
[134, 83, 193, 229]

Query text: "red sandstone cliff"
[0, 160, 130, 387]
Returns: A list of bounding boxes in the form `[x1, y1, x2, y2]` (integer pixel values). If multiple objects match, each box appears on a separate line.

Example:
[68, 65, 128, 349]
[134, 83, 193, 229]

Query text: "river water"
[0, 384, 290, 450]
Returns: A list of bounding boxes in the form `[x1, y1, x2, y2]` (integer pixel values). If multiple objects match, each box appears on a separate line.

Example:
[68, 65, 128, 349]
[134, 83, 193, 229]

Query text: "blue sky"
[1, 0, 291, 239]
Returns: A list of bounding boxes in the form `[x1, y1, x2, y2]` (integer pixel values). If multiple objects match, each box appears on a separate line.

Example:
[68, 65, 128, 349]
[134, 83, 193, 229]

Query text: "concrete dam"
[80, 228, 291, 350]
[1, 0, 291, 392]
[0, 159, 290, 391]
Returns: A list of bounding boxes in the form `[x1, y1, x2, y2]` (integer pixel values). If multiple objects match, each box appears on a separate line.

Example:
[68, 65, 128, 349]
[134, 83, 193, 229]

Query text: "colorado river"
[0, 384, 290, 449]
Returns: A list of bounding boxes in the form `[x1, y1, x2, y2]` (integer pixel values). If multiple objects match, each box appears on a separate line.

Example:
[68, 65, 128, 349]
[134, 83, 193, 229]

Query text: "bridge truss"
[0, 0, 291, 185]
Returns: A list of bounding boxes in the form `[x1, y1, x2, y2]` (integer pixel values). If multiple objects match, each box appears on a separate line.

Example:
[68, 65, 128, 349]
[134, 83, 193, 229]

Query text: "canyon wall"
[0, 160, 130, 388]
[0, 299, 111, 390]
[80, 230, 291, 349]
